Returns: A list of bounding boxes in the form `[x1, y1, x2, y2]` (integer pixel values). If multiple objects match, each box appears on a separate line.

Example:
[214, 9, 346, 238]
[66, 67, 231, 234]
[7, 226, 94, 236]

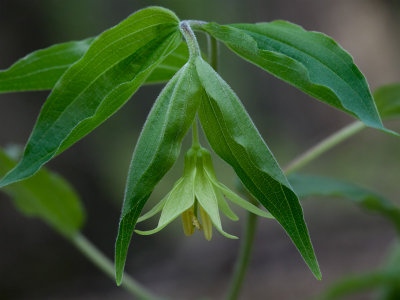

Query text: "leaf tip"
[115, 249, 125, 286]
[116, 272, 123, 286]
[311, 264, 322, 281]
[315, 270, 322, 281]
[0, 175, 13, 188]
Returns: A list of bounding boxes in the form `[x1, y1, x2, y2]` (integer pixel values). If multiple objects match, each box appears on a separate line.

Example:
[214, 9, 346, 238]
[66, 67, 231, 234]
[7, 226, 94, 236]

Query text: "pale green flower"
[135, 147, 272, 240]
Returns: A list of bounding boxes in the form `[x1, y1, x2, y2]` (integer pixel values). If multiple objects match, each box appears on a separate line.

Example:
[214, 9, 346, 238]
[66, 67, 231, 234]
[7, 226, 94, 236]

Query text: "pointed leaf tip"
[115, 61, 203, 280]
[195, 57, 320, 278]
[202, 21, 392, 134]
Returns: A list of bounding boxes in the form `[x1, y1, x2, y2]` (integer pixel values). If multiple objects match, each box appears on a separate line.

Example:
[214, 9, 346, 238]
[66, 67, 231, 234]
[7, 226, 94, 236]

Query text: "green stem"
[284, 121, 366, 175]
[179, 21, 201, 59]
[225, 120, 366, 300]
[225, 197, 258, 300]
[208, 35, 219, 71]
[70, 233, 161, 300]
[192, 119, 200, 148]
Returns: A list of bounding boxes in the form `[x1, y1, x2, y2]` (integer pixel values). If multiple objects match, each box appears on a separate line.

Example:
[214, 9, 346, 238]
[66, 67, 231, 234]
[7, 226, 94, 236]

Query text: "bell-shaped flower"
[135, 146, 272, 240]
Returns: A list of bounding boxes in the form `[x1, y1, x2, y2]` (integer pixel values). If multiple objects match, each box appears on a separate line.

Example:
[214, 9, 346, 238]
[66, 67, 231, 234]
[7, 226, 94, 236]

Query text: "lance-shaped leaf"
[0, 7, 182, 188]
[0, 146, 84, 236]
[289, 174, 400, 233]
[374, 83, 400, 120]
[202, 21, 394, 134]
[0, 39, 189, 93]
[115, 61, 202, 285]
[195, 57, 321, 279]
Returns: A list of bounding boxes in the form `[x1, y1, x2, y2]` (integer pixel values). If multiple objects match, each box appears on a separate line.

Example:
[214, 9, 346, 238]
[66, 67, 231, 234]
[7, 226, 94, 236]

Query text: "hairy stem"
[226, 120, 366, 300]
[70, 233, 161, 300]
[179, 21, 201, 58]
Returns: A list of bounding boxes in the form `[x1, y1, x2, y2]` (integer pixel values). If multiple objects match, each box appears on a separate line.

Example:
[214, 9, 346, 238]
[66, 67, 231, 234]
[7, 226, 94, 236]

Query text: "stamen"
[192, 215, 202, 230]
[199, 206, 213, 241]
[181, 206, 195, 236]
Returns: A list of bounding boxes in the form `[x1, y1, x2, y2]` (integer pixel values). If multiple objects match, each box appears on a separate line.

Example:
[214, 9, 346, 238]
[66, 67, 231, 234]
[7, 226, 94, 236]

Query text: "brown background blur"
[0, 0, 399, 299]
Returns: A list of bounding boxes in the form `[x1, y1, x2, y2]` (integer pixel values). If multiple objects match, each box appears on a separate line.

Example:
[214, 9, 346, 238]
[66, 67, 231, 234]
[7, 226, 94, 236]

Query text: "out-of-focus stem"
[70, 233, 161, 300]
[284, 121, 365, 175]
[225, 197, 259, 300]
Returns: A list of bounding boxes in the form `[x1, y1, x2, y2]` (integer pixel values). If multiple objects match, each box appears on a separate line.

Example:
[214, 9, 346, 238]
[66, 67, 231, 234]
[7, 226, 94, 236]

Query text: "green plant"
[0, 6, 399, 299]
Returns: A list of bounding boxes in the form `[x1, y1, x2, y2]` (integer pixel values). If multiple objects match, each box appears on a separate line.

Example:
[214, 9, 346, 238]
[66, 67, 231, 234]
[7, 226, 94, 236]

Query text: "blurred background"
[0, 0, 399, 299]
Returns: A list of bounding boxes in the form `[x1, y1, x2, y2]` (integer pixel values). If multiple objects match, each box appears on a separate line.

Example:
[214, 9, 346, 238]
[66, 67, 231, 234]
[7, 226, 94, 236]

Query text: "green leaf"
[0, 146, 84, 236]
[115, 61, 203, 285]
[145, 41, 189, 84]
[374, 83, 400, 120]
[0, 39, 189, 93]
[195, 57, 321, 279]
[289, 174, 400, 233]
[0, 38, 94, 92]
[0, 7, 182, 188]
[202, 21, 393, 134]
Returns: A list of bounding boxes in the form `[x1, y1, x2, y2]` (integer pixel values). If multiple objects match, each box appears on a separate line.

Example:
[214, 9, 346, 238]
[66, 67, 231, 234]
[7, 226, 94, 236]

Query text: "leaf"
[0, 38, 94, 92]
[0, 146, 84, 236]
[374, 83, 400, 120]
[202, 21, 394, 134]
[289, 174, 400, 233]
[145, 42, 189, 84]
[195, 57, 321, 279]
[115, 61, 203, 285]
[0, 39, 189, 93]
[0, 7, 182, 188]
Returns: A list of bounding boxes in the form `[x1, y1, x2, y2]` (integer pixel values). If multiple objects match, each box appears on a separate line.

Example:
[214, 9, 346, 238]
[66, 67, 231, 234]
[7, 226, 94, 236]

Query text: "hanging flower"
[135, 146, 272, 240]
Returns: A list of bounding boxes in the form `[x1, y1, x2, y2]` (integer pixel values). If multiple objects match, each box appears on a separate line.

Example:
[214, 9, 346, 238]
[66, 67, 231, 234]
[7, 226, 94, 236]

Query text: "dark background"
[0, 0, 399, 299]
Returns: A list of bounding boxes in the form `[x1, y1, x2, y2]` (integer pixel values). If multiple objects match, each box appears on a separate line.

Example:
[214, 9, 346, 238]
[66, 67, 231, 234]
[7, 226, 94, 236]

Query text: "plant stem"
[70, 233, 161, 300]
[208, 35, 219, 71]
[192, 118, 200, 148]
[284, 120, 365, 175]
[225, 120, 366, 300]
[179, 21, 201, 58]
[226, 197, 259, 300]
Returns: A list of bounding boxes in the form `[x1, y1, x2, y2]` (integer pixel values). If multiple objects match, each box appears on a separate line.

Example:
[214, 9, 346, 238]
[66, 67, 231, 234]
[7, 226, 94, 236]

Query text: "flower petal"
[214, 186, 239, 221]
[217, 182, 274, 219]
[199, 148, 238, 221]
[135, 176, 194, 235]
[194, 162, 237, 239]
[136, 191, 170, 223]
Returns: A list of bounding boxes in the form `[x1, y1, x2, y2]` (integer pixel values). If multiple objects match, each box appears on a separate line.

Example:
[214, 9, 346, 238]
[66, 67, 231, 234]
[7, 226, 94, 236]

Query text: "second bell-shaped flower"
[135, 146, 272, 240]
